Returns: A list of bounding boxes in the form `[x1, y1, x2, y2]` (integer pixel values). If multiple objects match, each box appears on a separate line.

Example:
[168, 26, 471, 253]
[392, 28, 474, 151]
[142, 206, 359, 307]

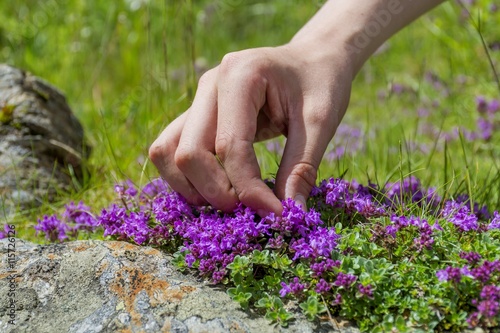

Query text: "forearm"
[290, 0, 446, 77]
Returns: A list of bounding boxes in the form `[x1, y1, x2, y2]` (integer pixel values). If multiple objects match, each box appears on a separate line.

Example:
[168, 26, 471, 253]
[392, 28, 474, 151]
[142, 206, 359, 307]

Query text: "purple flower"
[488, 211, 500, 230]
[385, 176, 423, 206]
[469, 284, 500, 326]
[122, 211, 152, 245]
[436, 266, 462, 283]
[0, 224, 12, 239]
[334, 272, 357, 288]
[470, 260, 500, 283]
[35, 215, 70, 242]
[63, 201, 98, 232]
[315, 279, 331, 294]
[476, 96, 488, 114]
[279, 282, 292, 297]
[347, 193, 386, 218]
[477, 118, 493, 141]
[325, 178, 350, 206]
[290, 227, 340, 260]
[488, 99, 499, 114]
[441, 200, 478, 232]
[332, 293, 343, 305]
[280, 277, 307, 297]
[459, 251, 482, 266]
[480, 285, 500, 301]
[311, 259, 341, 277]
[115, 180, 138, 198]
[385, 225, 399, 238]
[357, 284, 374, 299]
[140, 178, 169, 200]
[153, 192, 193, 226]
[477, 300, 499, 318]
[98, 204, 128, 238]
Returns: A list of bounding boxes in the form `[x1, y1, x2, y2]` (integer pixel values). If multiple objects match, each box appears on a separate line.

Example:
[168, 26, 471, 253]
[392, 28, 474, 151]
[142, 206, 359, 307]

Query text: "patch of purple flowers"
[280, 277, 307, 297]
[357, 284, 374, 299]
[441, 200, 479, 232]
[468, 285, 500, 327]
[334, 272, 357, 289]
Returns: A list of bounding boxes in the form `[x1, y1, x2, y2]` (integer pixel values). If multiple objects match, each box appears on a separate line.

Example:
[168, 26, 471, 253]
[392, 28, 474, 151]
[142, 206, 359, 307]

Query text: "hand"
[149, 43, 354, 215]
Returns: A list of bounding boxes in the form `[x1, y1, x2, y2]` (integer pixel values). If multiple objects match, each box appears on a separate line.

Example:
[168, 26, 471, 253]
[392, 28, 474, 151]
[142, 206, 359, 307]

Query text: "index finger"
[215, 55, 282, 215]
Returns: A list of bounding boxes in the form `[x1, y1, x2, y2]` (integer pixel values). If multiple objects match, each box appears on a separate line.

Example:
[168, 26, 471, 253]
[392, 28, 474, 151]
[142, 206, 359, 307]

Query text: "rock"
[0, 239, 359, 333]
[0, 64, 90, 216]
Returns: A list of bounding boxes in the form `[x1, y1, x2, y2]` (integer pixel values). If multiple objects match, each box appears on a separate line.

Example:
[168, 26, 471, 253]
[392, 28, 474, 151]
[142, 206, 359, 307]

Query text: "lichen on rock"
[0, 239, 358, 333]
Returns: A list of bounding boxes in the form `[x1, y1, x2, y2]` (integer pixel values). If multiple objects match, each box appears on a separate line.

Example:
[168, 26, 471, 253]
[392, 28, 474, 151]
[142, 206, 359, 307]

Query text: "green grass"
[0, 0, 499, 241]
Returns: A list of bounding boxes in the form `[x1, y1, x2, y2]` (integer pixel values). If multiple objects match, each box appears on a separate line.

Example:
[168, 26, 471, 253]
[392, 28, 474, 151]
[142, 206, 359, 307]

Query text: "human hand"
[149, 43, 354, 215]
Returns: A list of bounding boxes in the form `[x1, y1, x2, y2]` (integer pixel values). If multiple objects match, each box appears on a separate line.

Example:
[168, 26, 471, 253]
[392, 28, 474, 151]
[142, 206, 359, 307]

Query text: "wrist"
[289, 0, 445, 76]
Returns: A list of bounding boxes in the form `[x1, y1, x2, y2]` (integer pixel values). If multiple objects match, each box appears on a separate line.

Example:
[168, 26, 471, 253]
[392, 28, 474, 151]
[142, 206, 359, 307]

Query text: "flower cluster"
[441, 200, 479, 232]
[25, 175, 500, 332]
[34, 202, 97, 242]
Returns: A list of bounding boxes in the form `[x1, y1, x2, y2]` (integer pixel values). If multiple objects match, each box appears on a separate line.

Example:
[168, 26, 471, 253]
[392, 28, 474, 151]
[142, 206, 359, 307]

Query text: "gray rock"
[0, 239, 358, 333]
[0, 64, 90, 216]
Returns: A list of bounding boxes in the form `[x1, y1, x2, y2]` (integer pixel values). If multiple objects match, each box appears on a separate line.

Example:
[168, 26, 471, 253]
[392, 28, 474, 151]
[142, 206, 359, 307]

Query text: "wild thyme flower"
[470, 260, 500, 283]
[290, 227, 340, 260]
[436, 266, 463, 284]
[441, 200, 479, 232]
[139, 178, 169, 200]
[35, 215, 70, 242]
[385, 176, 423, 206]
[325, 178, 350, 206]
[98, 204, 128, 238]
[334, 272, 357, 288]
[280, 277, 307, 297]
[346, 193, 386, 218]
[315, 279, 331, 294]
[488, 212, 500, 230]
[153, 191, 193, 226]
[468, 285, 500, 327]
[0, 224, 11, 239]
[121, 210, 152, 245]
[477, 118, 494, 141]
[310, 179, 328, 197]
[488, 99, 500, 114]
[357, 284, 374, 299]
[310, 259, 341, 277]
[476, 96, 488, 114]
[460, 251, 482, 266]
[332, 293, 343, 305]
[63, 201, 98, 232]
[115, 179, 138, 198]
[455, 194, 491, 220]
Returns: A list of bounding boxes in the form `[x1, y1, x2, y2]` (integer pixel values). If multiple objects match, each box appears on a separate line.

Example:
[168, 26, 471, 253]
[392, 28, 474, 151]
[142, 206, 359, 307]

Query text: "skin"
[149, 0, 446, 215]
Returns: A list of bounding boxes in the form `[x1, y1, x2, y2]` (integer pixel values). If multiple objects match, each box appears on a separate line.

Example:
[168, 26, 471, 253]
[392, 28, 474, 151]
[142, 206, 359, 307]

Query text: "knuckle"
[174, 145, 197, 171]
[215, 133, 232, 162]
[220, 51, 244, 71]
[219, 51, 266, 85]
[307, 108, 333, 128]
[149, 139, 173, 166]
[234, 182, 259, 204]
[289, 162, 318, 189]
[197, 68, 216, 87]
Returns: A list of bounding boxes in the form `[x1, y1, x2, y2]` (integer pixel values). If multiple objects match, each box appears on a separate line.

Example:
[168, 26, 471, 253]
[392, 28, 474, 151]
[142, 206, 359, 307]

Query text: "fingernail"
[294, 194, 307, 211]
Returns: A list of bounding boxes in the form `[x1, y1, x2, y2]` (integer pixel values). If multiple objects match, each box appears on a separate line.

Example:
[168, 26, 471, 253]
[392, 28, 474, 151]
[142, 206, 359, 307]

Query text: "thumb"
[274, 102, 338, 210]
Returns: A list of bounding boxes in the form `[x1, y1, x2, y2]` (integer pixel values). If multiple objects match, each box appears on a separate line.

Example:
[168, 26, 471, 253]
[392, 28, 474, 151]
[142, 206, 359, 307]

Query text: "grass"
[0, 0, 499, 241]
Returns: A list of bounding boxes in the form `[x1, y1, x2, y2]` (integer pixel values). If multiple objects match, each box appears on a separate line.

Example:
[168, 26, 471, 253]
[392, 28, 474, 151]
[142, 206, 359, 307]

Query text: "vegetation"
[1, 0, 499, 331]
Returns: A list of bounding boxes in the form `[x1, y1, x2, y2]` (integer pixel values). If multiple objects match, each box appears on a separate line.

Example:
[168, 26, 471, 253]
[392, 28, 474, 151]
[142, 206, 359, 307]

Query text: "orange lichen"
[108, 266, 195, 326]
[71, 243, 91, 252]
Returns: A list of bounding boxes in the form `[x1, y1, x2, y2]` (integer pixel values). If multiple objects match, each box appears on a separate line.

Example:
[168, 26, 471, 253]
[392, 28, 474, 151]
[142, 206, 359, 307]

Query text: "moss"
[0, 104, 15, 124]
